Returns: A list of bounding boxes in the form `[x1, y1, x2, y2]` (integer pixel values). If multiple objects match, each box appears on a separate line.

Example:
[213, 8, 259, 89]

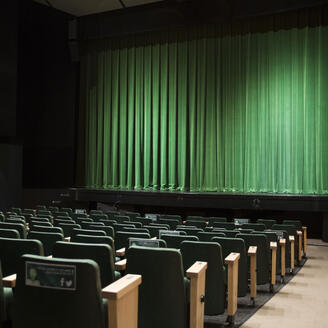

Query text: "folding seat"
[185, 220, 207, 229]
[0, 238, 43, 276]
[114, 215, 130, 224]
[215, 229, 239, 238]
[133, 217, 153, 226]
[90, 210, 103, 215]
[92, 214, 109, 222]
[113, 223, 135, 233]
[21, 213, 33, 221]
[176, 227, 203, 237]
[161, 235, 198, 249]
[82, 225, 114, 238]
[54, 218, 74, 226]
[185, 216, 205, 222]
[71, 213, 88, 220]
[105, 211, 120, 219]
[213, 222, 236, 230]
[48, 206, 59, 213]
[212, 237, 255, 303]
[149, 223, 170, 230]
[57, 223, 81, 238]
[143, 225, 168, 238]
[23, 209, 35, 216]
[128, 238, 167, 248]
[124, 212, 141, 221]
[180, 241, 239, 322]
[37, 210, 51, 216]
[73, 217, 93, 225]
[0, 229, 20, 239]
[35, 215, 51, 221]
[71, 228, 106, 239]
[53, 241, 121, 287]
[12, 254, 141, 328]
[0, 222, 26, 239]
[197, 231, 226, 242]
[30, 225, 63, 234]
[115, 232, 151, 250]
[208, 217, 226, 226]
[11, 208, 22, 215]
[241, 223, 266, 231]
[71, 234, 118, 262]
[29, 221, 52, 228]
[122, 227, 150, 234]
[36, 205, 47, 211]
[99, 219, 117, 226]
[61, 208, 73, 215]
[282, 220, 306, 258]
[123, 221, 142, 228]
[158, 214, 182, 224]
[236, 233, 276, 292]
[53, 212, 70, 218]
[27, 231, 63, 256]
[158, 219, 179, 230]
[0, 261, 14, 328]
[80, 221, 104, 229]
[126, 246, 206, 328]
[238, 229, 254, 234]
[5, 218, 25, 225]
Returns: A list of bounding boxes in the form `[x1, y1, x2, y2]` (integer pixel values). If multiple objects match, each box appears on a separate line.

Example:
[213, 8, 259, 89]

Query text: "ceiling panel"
[33, 0, 123, 16]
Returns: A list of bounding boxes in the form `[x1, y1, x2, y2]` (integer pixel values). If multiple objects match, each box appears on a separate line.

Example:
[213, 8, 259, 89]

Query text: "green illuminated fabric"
[77, 8, 328, 193]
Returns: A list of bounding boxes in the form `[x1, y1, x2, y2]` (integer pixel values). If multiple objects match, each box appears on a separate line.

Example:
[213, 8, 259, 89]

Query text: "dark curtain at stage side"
[77, 7, 328, 193]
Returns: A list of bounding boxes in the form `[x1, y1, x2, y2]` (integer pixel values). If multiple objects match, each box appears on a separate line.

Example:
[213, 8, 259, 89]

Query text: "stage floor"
[64, 188, 328, 212]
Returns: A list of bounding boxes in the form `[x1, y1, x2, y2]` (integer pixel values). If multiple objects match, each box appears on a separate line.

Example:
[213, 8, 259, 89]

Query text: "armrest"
[3, 274, 17, 288]
[116, 248, 125, 257]
[302, 226, 307, 255]
[279, 238, 286, 278]
[248, 247, 257, 301]
[102, 274, 142, 328]
[289, 236, 295, 270]
[64, 237, 71, 242]
[186, 262, 207, 328]
[115, 259, 127, 271]
[270, 242, 277, 249]
[289, 235, 295, 242]
[270, 242, 277, 287]
[297, 231, 303, 262]
[225, 252, 240, 317]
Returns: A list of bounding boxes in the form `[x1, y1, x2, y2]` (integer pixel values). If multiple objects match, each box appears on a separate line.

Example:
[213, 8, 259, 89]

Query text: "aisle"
[241, 239, 328, 328]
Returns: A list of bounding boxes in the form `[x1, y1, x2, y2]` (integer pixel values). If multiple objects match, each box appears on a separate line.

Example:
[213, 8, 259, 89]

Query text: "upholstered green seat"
[159, 214, 182, 224]
[54, 218, 73, 226]
[176, 227, 202, 236]
[257, 219, 277, 229]
[122, 227, 150, 234]
[5, 218, 25, 225]
[11, 208, 22, 215]
[213, 222, 236, 230]
[80, 221, 104, 229]
[185, 216, 204, 222]
[161, 235, 198, 249]
[181, 241, 226, 315]
[0, 229, 20, 239]
[215, 229, 239, 238]
[13, 255, 106, 328]
[91, 214, 109, 221]
[71, 213, 88, 220]
[126, 247, 188, 328]
[0, 223, 26, 239]
[197, 231, 226, 242]
[0, 238, 43, 276]
[30, 225, 63, 234]
[237, 233, 270, 286]
[208, 217, 227, 225]
[241, 223, 266, 231]
[149, 223, 170, 230]
[123, 221, 143, 228]
[71, 228, 106, 238]
[124, 212, 141, 221]
[114, 215, 130, 224]
[212, 237, 248, 297]
[53, 212, 70, 218]
[133, 217, 153, 225]
[105, 211, 120, 219]
[27, 231, 63, 256]
[143, 225, 168, 238]
[90, 210, 103, 215]
[158, 219, 179, 230]
[53, 241, 120, 287]
[115, 232, 151, 249]
[57, 223, 81, 237]
[29, 221, 52, 228]
[282, 220, 302, 231]
[61, 208, 73, 215]
[185, 220, 207, 229]
[82, 225, 114, 238]
[113, 223, 135, 233]
[74, 217, 93, 225]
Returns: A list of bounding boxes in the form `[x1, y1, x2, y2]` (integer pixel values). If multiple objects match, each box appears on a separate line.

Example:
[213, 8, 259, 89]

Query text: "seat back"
[185, 220, 207, 229]
[30, 225, 63, 234]
[158, 219, 179, 230]
[143, 225, 168, 238]
[237, 233, 270, 285]
[257, 219, 277, 229]
[115, 232, 150, 249]
[133, 217, 153, 226]
[13, 255, 104, 328]
[27, 231, 63, 256]
[197, 231, 226, 242]
[180, 241, 226, 315]
[215, 229, 239, 238]
[0, 238, 43, 276]
[185, 216, 204, 222]
[91, 214, 109, 222]
[57, 223, 81, 237]
[282, 220, 302, 230]
[212, 237, 248, 297]
[0, 222, 26, 239]
[161, 235, 198, 249]
[0, 228, 20, 239]
[241, 223, 266, 231]
[53, 241, 116, 288]
[82, 225, 114, 238]
[176, 227, 203, 237]
[213, 222, 236, 230]
[71, 229, 106, 238]
[159, 215, 182, 224]
[208, 217, 227, 225]
[126, 247, 187, 328]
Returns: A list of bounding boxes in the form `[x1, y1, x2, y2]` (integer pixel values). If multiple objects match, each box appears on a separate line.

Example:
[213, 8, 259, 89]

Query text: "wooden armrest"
[116, 248, 126, 257]
[64, 237, 71, 242]
[297, 230, 302, 236]
[102, 274, 141, 328]
[280, 238, 286, 278]
[225, 252, 240, 317]
[297, 231, 303, 262]
[289, 236, 295, 270]
[270, 242, 278, 287]
[302, 226, 307, 255]
[270, 242, 277, 249]
[289, 236, 295, 242]
[115, 259, 127, 271]
[225, 252, 240, 264]
[279, 238, 286, 245]
[3, 274, 17, 288]
[186, 262, 207, 328]
[248, 246, 257, 256]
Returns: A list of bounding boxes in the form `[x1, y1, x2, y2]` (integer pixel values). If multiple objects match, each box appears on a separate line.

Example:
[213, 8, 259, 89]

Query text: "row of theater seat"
[0, 206, 307, 328]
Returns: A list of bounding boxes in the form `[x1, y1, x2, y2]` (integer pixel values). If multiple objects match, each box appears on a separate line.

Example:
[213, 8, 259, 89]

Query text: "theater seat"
[126, 246, 207, 328]
[115, 232, 150, 250]
[0, 223, 26, 239]
[0, 261, 13, 328]
[0, 229, 20, 239]
[12, 254, 141, 328]
[161, 235, 198, 249]
[27, 231, 64, 256]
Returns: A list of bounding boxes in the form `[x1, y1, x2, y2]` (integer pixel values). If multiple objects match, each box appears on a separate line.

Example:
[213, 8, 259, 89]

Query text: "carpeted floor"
[204, 256, 307, 327]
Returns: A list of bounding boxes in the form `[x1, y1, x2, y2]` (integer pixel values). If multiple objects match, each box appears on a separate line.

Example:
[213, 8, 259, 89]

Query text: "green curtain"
[77, 7, 328, 194]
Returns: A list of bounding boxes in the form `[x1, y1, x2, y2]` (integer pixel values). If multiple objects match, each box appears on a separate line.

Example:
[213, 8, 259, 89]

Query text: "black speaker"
[68, 19, 79, 62]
